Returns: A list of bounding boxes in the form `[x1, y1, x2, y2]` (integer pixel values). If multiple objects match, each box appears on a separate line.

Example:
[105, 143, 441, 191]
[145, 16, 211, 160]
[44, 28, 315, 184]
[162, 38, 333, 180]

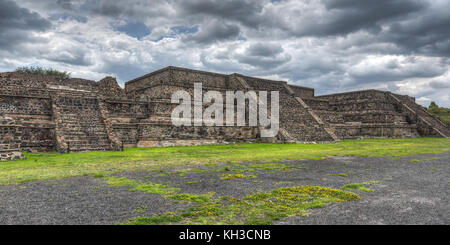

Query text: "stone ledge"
[137, 139, 229, 148]
[0, 152, 26, 161]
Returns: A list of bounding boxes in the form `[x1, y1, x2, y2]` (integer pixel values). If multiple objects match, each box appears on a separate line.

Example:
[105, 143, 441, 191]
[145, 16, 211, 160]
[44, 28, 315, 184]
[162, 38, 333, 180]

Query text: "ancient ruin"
[1, 66, 449, 160]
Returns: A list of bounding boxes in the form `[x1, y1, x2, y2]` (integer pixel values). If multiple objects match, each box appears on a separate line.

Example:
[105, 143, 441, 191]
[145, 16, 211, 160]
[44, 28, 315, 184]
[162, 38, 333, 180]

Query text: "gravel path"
[0, 151, 449, 225]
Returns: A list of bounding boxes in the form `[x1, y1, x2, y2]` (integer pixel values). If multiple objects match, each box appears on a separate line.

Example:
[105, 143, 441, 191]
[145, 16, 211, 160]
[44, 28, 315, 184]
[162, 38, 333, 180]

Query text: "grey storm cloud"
[1, 0, 450, 107]
[0, 0, 51, 49]
[429, 80, 450, 89]
[236, 54, 291, 70]
[294, 0, 427, 37]
[177, 0, 265, 28]
[246, 43, 283, 57]
[186, 20, 240, 44]
[232, 43, 290, 70]
[381, 3, 450, 57]
[56, 0, 74, 10]
[42, 49, 92, 66]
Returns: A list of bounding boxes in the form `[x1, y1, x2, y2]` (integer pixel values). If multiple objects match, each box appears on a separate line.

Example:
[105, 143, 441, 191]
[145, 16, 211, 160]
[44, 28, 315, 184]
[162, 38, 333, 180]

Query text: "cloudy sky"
[1, 0, 449, 107]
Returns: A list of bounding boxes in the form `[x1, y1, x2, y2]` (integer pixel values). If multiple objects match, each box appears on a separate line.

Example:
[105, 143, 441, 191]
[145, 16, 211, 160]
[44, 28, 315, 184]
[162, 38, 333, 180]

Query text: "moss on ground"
[104, 176, 180, 195]
[220, 173, 257, 180]
[169, 192, 216, 204]
[134, 206, 148, 214]
[175, 162, 303, 179]
[341, 180, 380, 191]
[331, 173, 348, 177]
[124, 186, 360, 225]
[410, 157, 440, 163]
[103, 176, 361, 225]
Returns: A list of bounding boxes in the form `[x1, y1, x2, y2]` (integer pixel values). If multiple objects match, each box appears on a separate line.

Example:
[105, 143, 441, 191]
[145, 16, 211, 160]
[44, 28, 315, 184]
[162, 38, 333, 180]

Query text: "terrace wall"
[0, 66, 448, 159]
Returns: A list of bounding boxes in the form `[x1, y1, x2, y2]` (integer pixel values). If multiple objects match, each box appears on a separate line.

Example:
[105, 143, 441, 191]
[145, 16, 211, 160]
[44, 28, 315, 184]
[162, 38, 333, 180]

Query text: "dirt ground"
[1, 151, 449, 225]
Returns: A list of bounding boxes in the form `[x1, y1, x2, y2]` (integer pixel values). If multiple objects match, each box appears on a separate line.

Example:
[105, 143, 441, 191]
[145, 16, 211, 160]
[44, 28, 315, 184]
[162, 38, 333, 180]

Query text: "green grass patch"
[92, 173, 106, 178]
[186, 181, 200, 184]
[409, 157, 440, 163]
[220, 173, 257, 180]
[341, 180, 380, 191]
[0, 138, 449, 185]
[124, 186, 360, 225]
[105, 176, 180, 195]
[104, 176, 140, 187]
[126, 212, 182, 225]
[176, 168, 211, 177]
[273, 181, 293, 185]
[168, 192, 216, 204]
[134, 206, 148, 214]
[331, 173, 348, 177]
[173, 161, 304, 180]
[176, 162, 301, 178]
[131, 182, 180, 195]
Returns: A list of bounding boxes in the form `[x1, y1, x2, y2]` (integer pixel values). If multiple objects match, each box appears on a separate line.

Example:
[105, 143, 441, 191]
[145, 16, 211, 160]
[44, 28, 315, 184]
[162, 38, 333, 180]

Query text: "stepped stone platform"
[0, 66, 448, 159]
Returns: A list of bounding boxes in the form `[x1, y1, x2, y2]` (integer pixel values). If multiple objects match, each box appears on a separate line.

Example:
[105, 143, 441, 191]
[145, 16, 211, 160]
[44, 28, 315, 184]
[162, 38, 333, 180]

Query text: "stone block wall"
[0, 87, 55, 152]
[51, 94, 120, 152]
[287, 85, 315, 98]
[388, 93, 450, 137]
[0, 66, 448, 159]
[0, 117, 22, 152]
[309, 90, 425, 139]
[0, 152, 26, 161]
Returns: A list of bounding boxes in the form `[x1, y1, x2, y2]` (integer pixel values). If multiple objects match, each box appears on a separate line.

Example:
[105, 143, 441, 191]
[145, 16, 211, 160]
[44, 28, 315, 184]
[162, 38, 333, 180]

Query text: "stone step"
[65, 139, 110, 143]
[61, 127, 106, 131]
[51, 94, 119, 153]
[68, 146, 114, 152]
[389, 93, 449, 138]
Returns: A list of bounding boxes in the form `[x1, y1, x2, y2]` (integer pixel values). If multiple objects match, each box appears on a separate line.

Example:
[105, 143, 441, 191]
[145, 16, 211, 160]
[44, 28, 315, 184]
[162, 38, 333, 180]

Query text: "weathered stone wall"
[0, 89, 55, 152]
[288, 85, 315, 98]
[277, 94, 335, 142]
[0, 117, 22, 152]
[333, 124, 419, 139]
[0, 66, 448, 158]
[388, 92, 450, 137]
[0, 152, 26, 161]
[127, 68, 448, 142]
[97, 77, 128, 98]
[52, 94, 120, 152]
[308, 90, 424, 139]
[170, 67, 228, 89]
[0, 96, 52, 115]
[0, 72, 99, 92]
[122, 68, 262, 146]
[125, 68, 172, 94]
[239, 75, 288, 93]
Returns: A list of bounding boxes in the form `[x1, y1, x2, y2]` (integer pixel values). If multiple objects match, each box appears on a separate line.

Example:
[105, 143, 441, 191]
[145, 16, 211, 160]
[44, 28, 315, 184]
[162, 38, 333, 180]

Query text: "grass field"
[0, 138, 449, 186]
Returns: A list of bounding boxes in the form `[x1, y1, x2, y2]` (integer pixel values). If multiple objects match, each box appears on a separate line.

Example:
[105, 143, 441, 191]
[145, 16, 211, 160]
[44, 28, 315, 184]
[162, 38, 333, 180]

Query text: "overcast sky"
[1, 0, 449, 107]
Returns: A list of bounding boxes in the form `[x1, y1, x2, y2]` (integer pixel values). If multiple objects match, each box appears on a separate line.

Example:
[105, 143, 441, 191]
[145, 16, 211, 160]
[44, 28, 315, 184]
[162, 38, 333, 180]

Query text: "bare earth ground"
[0, 151, 449, 225]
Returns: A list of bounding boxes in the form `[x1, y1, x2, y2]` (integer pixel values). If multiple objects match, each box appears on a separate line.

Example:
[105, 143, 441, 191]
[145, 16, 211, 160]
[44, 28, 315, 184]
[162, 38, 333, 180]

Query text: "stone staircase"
[278, 94, 337, 142]
[389, 93, 450, 138]
[233, 76, 337, 142]
[51, 95, 119, 152]
[282, 84, 338, 142]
